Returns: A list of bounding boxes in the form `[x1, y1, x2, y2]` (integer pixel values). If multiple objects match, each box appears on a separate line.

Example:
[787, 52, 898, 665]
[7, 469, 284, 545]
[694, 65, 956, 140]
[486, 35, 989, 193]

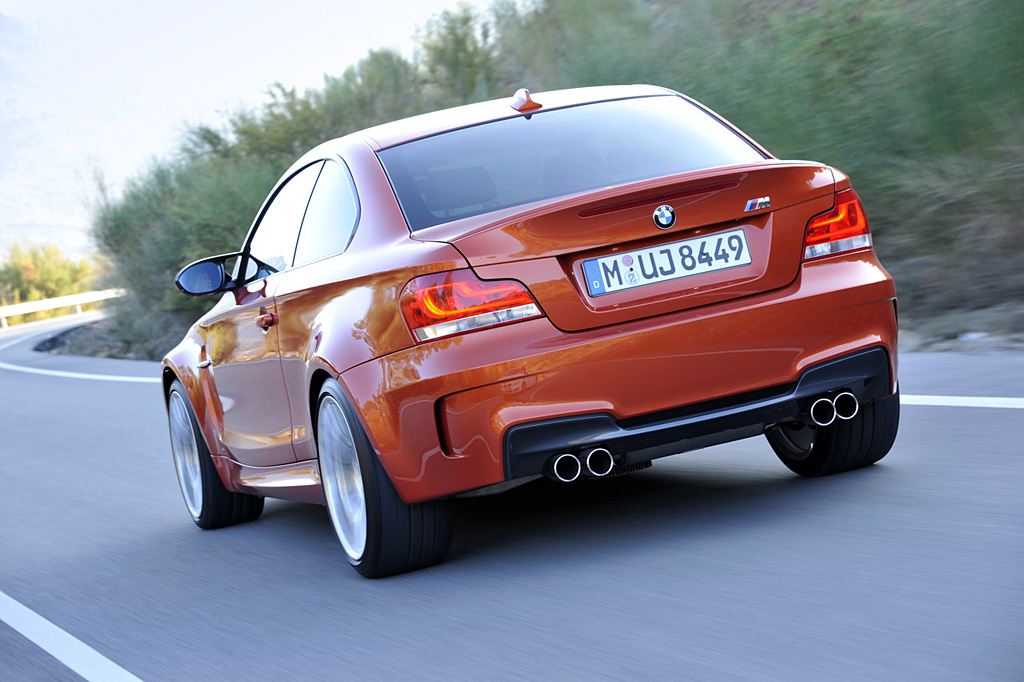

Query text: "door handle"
[255, 308, 278, 332]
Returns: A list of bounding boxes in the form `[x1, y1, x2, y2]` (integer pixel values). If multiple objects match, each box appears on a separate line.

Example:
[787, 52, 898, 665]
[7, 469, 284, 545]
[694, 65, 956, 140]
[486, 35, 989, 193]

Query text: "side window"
[247, 162, 323, 274]
[293, 160, 360, 268]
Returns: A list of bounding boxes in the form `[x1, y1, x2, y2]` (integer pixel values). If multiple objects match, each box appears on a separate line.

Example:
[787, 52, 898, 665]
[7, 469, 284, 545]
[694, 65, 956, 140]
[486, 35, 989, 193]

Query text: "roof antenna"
[510, 88, 543, 113]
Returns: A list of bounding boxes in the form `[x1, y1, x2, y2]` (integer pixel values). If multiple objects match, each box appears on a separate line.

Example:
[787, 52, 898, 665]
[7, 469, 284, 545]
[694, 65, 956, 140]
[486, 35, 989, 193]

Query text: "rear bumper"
[504, 346, 892, 479]
[341, 252, 897, 503]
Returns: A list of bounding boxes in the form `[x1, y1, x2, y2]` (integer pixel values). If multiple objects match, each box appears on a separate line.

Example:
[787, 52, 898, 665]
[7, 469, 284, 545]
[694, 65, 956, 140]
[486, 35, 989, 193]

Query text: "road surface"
[1, 318, 1022, 681]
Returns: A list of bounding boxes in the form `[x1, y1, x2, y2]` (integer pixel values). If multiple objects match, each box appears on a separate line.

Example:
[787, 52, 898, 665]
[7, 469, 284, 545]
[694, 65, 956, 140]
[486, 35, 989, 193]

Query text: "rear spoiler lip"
[577, 179, 742, 218]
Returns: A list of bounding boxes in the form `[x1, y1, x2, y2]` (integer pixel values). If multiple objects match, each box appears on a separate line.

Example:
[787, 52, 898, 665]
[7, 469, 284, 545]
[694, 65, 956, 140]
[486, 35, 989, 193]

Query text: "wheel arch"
[162, 340, 237, 493]
[308, 366, 334, 442]
[306, 363, 413, 501]
[161, 365, 177, 406]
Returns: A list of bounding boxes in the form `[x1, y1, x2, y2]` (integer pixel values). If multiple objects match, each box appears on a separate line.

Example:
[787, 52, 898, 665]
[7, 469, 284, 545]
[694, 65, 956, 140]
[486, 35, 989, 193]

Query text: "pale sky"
[0, 0, 489, 258]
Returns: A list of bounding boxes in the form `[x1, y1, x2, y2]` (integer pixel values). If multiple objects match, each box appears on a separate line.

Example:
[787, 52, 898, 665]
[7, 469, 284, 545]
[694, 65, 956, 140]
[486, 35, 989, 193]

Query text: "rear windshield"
[377, 95, 766, 231]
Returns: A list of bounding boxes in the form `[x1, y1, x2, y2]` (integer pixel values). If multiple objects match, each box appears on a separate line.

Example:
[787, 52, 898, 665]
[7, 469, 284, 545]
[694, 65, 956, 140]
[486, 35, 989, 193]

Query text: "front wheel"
[167, 379, 264, 528]
[766, 389, 900, 477]
[316, 379, 453, 578]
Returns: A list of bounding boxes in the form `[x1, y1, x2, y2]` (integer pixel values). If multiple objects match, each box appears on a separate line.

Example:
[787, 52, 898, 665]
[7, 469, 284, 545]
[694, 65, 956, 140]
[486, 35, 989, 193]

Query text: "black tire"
[316, 378, 453, 578]
[766, 389, 900, 477]
[167, 379, 264, 529]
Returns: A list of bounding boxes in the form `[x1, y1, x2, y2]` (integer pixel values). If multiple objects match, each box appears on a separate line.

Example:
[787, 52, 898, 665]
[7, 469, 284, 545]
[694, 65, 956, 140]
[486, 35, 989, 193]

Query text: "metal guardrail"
[0, 289, 125, 328]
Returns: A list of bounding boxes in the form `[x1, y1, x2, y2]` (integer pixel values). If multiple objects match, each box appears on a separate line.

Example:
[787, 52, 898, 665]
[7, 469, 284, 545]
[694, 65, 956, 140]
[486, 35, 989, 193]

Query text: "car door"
[271, 159, 361, 461]
[202, 161, 324, 467]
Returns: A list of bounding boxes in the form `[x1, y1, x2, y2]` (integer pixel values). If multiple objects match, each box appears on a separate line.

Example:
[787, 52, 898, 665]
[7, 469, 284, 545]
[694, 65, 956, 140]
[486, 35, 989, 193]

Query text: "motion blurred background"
[2, 0, 1021, 355]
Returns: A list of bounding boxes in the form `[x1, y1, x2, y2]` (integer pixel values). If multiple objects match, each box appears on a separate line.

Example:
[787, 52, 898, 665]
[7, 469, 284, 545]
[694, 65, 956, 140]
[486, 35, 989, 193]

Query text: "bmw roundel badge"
[653, 204, 676, 229]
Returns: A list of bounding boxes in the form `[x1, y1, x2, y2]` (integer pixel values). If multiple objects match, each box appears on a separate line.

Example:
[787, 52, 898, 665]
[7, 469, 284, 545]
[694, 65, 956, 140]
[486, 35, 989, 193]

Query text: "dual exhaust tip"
[545, 394, 859, 481]
[547, 448, 614, 483]
[809, 391, 859, 427]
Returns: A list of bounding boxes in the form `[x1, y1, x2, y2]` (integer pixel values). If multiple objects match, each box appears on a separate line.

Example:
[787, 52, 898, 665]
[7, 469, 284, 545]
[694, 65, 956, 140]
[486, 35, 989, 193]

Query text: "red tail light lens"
[803, 189, 872, 261]
[401, 269, 543, 342]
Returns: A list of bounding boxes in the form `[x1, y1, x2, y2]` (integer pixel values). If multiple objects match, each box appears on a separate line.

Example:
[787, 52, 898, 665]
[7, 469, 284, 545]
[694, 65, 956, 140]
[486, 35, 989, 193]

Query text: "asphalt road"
[1, 318, 1022, 681]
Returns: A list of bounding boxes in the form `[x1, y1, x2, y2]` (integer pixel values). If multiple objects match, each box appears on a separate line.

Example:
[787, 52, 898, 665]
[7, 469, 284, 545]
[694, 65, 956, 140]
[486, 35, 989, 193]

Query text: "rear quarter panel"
[271, 138, 468, 462]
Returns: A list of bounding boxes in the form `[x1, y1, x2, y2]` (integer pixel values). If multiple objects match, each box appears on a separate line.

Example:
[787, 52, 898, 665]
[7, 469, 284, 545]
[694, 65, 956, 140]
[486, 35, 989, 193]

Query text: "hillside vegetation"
[93, 0, 1024, 359]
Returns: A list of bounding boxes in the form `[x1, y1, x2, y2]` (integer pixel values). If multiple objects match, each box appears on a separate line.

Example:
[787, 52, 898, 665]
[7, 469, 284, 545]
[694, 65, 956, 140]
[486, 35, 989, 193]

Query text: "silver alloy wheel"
[168, 391, 203, 521]
[318, 394, 367, 562]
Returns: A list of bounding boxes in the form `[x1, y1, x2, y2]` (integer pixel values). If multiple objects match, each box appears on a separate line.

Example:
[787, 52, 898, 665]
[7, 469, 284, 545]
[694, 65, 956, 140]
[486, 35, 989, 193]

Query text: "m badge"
[744, 196, 771, 212]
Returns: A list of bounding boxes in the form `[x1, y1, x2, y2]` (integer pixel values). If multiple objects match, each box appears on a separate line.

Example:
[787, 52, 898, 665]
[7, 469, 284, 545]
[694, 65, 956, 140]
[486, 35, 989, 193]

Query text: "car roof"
[354, 84, 675, 151]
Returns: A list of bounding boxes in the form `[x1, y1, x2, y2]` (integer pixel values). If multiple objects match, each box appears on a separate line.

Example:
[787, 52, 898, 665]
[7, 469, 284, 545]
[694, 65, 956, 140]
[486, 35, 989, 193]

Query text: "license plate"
[582, 228, 752, 297]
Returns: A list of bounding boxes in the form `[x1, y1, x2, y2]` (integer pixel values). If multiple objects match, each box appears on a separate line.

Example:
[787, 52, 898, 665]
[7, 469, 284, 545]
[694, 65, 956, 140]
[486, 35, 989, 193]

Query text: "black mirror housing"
[174, 254, 238, 296]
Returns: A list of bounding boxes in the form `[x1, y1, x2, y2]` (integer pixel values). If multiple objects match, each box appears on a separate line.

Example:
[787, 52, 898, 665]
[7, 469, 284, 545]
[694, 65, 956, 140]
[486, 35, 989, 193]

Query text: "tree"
[318, 49, 426, 132]
[419, 5, 501, 104]
[0, 243, 94, 322]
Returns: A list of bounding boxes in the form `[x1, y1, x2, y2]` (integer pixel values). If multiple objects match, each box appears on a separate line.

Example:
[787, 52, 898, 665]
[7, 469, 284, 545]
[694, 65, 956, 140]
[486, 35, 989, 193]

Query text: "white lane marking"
[0, 331, 46, 353]
[3, 326, 1024, 402]
[0, 590, 144, 682]
[0, 360, 160, 383]
[0, 328, 160, 384]
[901, 394, 1024, 410]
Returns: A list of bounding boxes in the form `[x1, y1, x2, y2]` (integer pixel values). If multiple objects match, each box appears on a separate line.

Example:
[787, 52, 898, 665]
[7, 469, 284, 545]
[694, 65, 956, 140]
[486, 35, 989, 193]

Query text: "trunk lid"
[413, 161, 837, 332]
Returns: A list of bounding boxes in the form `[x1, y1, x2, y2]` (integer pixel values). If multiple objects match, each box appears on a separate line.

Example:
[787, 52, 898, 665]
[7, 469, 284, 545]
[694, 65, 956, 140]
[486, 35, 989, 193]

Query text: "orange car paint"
[162, 84, 897, 506]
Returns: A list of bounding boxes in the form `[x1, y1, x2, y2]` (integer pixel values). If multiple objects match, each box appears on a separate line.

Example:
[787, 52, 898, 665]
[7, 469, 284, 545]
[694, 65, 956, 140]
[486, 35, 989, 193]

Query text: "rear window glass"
[377, 95, 765, 231]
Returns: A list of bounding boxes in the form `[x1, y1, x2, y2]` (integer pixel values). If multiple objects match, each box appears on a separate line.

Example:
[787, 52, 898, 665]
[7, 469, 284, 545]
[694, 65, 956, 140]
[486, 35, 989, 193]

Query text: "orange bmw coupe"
[164, 85, 899, 577]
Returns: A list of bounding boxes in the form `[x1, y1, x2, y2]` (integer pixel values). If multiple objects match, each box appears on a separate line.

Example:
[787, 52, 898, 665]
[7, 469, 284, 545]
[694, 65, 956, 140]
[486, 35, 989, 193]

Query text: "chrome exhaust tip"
[583, 448, 614, 477]
[809, 397, 837, 427]
[833, 391, 859, 420]
[548, 453, 582, 483]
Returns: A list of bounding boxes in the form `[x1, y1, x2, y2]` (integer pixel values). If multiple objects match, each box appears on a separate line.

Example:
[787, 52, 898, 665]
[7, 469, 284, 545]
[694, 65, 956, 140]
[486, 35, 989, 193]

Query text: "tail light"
[803, 189, 872, 261]
[400, 269, 543, 342]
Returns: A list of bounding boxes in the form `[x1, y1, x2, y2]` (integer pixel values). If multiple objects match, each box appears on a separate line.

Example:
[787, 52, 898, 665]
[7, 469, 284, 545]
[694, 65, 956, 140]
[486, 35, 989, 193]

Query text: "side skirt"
[214, 456, 326, 505]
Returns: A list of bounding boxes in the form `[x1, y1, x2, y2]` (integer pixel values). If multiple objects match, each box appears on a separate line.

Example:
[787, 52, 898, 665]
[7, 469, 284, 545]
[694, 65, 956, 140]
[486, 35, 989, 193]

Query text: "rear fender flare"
[303, 359, 412, 501]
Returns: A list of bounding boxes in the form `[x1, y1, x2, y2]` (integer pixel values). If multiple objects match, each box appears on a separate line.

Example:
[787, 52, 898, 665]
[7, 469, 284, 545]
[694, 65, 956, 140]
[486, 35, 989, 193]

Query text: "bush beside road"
[90, 0, 1023, 359]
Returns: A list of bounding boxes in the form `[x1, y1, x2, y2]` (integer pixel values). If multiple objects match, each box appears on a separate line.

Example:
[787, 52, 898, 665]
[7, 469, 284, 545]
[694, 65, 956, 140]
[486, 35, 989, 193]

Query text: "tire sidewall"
[768, 390, 900, 476]
[168, 380, 216, 525]
[316, 378, 384, 574]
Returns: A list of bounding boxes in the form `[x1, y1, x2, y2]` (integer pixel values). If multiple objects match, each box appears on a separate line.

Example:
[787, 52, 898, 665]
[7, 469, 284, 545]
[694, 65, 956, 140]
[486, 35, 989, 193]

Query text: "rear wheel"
[767, 390, 900, 476]
[316, 378, 453, 578]
[167, 379, 264, 529]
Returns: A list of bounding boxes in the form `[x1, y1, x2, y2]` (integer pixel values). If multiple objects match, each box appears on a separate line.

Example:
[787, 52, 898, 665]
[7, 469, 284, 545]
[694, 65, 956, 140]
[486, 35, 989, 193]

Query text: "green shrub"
[93, 0, 1024, 358]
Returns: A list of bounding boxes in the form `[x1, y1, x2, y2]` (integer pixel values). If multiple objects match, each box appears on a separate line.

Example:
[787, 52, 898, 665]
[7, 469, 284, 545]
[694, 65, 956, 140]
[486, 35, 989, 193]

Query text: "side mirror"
[174, 254, 236, 296]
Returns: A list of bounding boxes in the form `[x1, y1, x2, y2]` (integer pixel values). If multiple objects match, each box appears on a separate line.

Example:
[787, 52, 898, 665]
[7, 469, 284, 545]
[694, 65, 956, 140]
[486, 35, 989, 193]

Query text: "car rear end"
[343, 87, 896, 503]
